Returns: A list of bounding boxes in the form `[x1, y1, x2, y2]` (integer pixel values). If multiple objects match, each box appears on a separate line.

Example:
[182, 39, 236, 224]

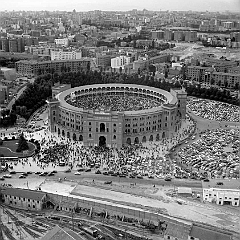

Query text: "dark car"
[203, 179, 210, 182]
[216, 182, 223, 185]
[22, 173, 28, 176]
[9, 171, 16, 174]
[19, 175, 26, 178]
[64, 169, 71, 173]
[103, 172, 109, 175]
[104, 181, 112, 184]
[164, 177, 172, 181]
[0, 177, 5, 181]
[85, 168, 91, 172]
[48, 172, 55, 176]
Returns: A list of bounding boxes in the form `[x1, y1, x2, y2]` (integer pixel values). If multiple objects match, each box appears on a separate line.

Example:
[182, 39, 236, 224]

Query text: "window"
[33, 205, 35, 208]
[28, 199, 30, 202]
[89, 134, 92, 138]
[113, 135, 116, 140]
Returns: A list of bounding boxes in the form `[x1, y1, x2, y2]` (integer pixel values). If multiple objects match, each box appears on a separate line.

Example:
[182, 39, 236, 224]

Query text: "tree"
[16, 133, 29, 152]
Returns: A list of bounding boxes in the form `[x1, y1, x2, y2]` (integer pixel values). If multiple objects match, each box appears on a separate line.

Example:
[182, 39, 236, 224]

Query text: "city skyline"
[1, 0, 240, 12]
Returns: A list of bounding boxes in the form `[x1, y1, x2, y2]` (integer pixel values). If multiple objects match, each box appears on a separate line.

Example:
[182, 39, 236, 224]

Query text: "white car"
[74, 172, 81, 175]
[3, 175, 12, 178]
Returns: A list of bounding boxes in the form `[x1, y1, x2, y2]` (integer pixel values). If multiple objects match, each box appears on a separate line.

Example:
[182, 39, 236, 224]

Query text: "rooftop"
[2, 188, 46, 201]
[190, 224, 232, 240]
[41, 226, 83, 240]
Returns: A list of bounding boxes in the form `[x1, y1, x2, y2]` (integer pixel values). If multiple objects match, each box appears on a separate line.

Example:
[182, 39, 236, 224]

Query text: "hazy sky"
[1, 0, 240, 12]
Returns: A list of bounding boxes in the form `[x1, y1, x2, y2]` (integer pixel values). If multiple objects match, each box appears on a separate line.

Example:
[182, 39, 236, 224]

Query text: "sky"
[1, 0, 240, 12]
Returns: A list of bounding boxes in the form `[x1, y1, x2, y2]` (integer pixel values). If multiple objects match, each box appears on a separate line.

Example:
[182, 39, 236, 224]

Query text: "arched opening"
[149, 135, 153, 141]
[62, 130, 65, 137]
[79, 135, 83, 141]
[156, 134, 160, 141]
[134, 137, 139, 144]
[58, 128, 60, 135]
[142, 136, 146, 143]
[67, 132, 70, 138]
[100, 123, 105, 132]
[113, 135, 116, 140]
[73, 133, 76, 141]
[99, 136, 106, 147]
[54, 126, 57, 132]
[126, 138, 131, 145]
[162, 132, 165, 138]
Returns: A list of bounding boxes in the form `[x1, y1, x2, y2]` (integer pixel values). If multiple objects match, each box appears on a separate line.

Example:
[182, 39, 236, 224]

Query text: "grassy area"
[0, 140, 36, 157]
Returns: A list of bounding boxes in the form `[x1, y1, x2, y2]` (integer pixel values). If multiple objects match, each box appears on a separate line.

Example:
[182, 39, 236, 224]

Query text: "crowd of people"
[187, 97, 240, 122]
[176, 128, 240, 179]
[66, 93, 163, 112]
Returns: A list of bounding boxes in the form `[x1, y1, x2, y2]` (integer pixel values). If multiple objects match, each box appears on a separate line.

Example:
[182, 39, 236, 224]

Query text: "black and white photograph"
[0, 0, 240, 239]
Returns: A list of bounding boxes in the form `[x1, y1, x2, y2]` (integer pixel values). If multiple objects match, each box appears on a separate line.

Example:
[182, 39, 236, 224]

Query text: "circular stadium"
[47, 84, 187, 148]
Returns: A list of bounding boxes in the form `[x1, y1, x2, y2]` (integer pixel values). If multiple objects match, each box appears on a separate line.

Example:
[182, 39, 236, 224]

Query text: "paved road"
[7, 85, 27, 110]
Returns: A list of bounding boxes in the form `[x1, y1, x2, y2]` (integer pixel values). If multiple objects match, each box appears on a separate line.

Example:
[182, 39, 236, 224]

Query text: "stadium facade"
[47, 84, 187, 148]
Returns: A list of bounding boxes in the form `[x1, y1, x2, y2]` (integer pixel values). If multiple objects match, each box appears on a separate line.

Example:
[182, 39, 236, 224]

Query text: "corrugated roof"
[165, 221, 191, 239]
[2, 188, 46, 201]
[190, 224, 232, 240]
[41, 225, 84, 240]
[177, 187, 192, 194]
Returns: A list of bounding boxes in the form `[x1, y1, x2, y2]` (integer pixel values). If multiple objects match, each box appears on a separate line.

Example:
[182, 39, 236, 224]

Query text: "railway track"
[0, 221, 17, 240]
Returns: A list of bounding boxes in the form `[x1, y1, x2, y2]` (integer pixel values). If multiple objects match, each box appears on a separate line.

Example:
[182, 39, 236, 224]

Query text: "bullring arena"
[47, 84, 187, 148]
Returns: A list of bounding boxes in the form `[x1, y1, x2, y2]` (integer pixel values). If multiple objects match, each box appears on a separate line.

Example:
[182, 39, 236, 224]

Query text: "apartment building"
[15, 59, 91, 77]
[185, 31, 197, 42]
[203, 59, 238, 72]
[96, 54, 112, 68]
[54, 38, 69, 47]
[211, 71, 240, 89]
[186, 66, 209, 82]
[151, 30, 164, 40]
[111, 56, 131, 69]
[50, 49, 82, 61]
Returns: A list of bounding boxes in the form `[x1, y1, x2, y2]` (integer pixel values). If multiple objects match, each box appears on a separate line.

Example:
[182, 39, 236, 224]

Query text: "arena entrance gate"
[99, 136, 106, 147]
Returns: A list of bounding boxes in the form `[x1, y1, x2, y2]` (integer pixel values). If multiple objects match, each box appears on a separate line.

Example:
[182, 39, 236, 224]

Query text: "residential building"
[15, 59, 91, 77]
[111, 56, 131, 69]
[184, 31, 197, 42]
[2, 188, 46, 211]
[96, 54, 112, 68]
[211, 71, 240, 89]
[202, 179, 240, 207]
[55, 38, 69, 47]
[187, 66, 210, 82]
[0, 84, 8, 104]
[173, 31, 184, 41]
[50, 49, 82, 61]
[151, 30, 164, 40]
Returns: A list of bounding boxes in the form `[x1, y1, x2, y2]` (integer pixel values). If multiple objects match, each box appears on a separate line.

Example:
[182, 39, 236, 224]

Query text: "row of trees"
[12, 76, 52, 120]
[184, 83, 240, 106]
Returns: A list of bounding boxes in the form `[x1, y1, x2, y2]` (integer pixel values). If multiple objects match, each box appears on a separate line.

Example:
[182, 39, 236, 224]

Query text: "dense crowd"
[187, 97, 240, 122]
[66, 93, 163, 111]
[177, 128, 240, 179]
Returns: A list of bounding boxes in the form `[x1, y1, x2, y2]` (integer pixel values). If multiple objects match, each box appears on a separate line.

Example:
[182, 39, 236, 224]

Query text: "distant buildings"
[54, 38, 69, 47]
[111, 55, 131, 69]
[50, 49, 82, 61]
[15, 59, 91, 77]
[96, 54, 112, 68]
